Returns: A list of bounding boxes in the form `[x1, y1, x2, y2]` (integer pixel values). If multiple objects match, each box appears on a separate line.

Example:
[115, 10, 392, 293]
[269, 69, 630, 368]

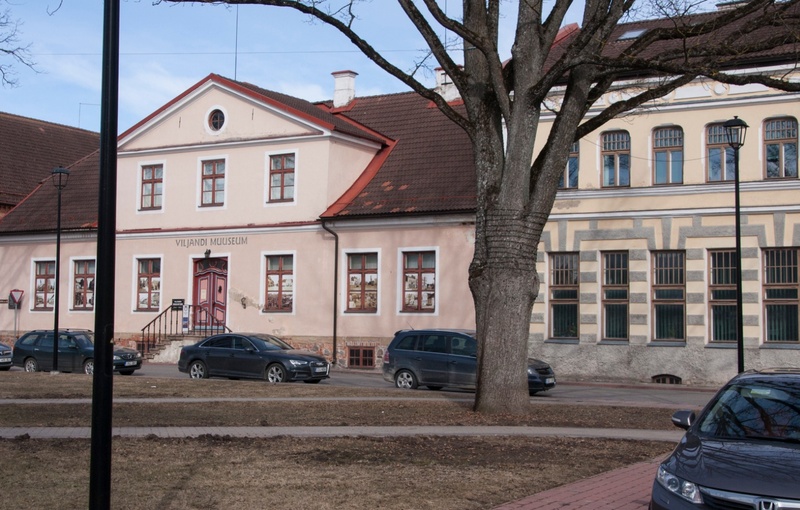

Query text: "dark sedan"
[650, 368, 800, 509]
[11, 329, 142, 375]
[0, 341, 12, 370]
[178, 333, 331, 383]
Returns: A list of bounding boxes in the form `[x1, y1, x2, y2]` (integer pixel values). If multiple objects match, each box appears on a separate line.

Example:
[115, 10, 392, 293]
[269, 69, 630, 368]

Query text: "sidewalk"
[0, 423, 675, 509]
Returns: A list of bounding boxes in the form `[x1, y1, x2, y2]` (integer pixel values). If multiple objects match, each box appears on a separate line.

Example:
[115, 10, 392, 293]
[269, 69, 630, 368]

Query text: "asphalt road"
[136, 362, 716, 410]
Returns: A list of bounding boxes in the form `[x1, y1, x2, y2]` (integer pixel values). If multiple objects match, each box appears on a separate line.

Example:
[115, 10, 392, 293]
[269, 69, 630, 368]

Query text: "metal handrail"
[139, 305, 231, 355]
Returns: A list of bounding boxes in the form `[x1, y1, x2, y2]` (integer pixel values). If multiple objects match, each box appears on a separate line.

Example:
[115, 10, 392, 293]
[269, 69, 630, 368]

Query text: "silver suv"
[381, 329, 555, 395]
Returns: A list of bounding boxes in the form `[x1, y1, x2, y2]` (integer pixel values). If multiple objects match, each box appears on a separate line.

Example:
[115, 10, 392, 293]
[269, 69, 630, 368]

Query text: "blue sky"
[2, 1, 582, 133]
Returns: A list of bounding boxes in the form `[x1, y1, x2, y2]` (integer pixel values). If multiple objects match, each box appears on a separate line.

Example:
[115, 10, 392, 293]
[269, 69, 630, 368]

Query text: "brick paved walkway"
[493, 456, 660, 510]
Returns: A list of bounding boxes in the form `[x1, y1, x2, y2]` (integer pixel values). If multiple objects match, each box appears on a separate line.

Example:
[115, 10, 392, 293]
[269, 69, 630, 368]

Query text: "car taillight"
[382, 351, 390, 363]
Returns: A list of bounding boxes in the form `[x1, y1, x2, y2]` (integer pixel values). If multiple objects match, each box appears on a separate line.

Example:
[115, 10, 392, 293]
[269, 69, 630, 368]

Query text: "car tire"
[265, 363, 287, 383]
[394, 369, 418, 390]
[303, 379, 322, 384]
[189, 360, 208, 379]
[24, 358, 39, 372]
[119, 370, 135, 376]
[0, 367, 10, 371]
[426, 385, 443, 391]
[83, 359, 94, 375]
[529, 390, 539, 396]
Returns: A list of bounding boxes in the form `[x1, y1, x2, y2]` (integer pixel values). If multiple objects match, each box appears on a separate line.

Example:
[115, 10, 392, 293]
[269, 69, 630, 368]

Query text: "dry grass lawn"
[0, 372, 678, 509]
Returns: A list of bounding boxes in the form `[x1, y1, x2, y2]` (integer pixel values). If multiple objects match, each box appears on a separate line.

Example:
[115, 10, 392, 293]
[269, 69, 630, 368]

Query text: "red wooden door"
[194, 258, 227, 328]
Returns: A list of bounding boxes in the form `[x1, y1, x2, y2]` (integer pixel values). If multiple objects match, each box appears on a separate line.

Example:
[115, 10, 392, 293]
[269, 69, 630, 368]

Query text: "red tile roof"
[0, 150, 100, 234]
[0, 112, 99, 210]
[320, 92, 476, 218]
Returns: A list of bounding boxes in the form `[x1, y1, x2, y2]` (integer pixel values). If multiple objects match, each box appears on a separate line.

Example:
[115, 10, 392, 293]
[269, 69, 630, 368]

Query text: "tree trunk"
[470, 207, 541, 414]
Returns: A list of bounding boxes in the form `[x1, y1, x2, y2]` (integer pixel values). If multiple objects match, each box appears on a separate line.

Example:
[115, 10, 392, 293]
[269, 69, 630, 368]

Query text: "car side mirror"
[671, 410, 695, 430]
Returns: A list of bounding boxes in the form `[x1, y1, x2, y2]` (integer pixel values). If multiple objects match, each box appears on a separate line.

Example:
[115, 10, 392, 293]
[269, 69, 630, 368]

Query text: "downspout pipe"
[321, 220, 339, 365]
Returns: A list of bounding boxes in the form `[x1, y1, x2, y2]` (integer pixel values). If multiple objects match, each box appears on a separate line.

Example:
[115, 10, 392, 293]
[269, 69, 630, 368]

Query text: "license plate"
[545, 377, 555, 385]
[124, 361, 138, 367]
[314, 366, 328, 373]
[0, 357, 10, 363]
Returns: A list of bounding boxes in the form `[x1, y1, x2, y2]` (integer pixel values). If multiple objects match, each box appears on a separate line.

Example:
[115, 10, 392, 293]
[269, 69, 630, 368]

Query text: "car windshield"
[71, 333, 93, 348]
[248, 334, 292, 351]
[697, 379, 800, 441]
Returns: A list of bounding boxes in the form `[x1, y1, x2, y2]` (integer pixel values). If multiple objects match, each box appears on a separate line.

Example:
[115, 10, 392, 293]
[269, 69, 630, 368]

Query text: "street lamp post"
[52, 166, 70, 373]
[723, 116, 748, 374]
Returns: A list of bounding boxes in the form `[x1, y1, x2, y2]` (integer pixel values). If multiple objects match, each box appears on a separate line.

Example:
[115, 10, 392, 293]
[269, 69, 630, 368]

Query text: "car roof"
[732, 368, 800, 383]
[394, 328, 476, 335]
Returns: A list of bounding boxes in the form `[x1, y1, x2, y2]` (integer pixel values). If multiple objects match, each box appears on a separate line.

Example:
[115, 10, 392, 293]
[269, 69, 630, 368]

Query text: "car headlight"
[113, 355, 121, 361]
[135, 352, 142, 359]
[288, 359, 309, 367]
[656, 465, 702, 504]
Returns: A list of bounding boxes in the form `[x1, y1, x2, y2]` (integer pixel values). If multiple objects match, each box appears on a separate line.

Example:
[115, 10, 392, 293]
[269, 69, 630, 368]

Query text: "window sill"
[545, 338, 579, 345]
[705, 342, 736, 349]
[760, 342, 800, 349]
[344, 310, 378, 314]
[647, 341, 686, 347]
[598, 340, 629, 346]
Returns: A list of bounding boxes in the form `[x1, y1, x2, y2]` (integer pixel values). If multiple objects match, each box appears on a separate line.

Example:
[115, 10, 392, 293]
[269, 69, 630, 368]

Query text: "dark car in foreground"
[178, 332, 331, 383]
[650, 368, 800, 510]
[0, 341, 12, 370]
[11, 329, 142, 375]
[382, 329, 556, 395]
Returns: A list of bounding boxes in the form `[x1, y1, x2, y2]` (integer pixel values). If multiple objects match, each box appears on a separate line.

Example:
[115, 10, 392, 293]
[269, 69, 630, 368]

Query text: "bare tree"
[0, 2, 35, 87]
[161, 0, 800, 414]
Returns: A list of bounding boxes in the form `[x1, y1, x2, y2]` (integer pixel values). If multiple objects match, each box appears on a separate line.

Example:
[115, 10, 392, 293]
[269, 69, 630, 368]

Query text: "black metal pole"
[89, 0, 119, 508]
[734, 147, 745, 373]
[52, 186, 63, 372]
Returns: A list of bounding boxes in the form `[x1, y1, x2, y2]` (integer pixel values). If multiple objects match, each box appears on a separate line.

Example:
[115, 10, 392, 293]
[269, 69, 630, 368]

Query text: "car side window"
[58, 335, 76, 349]
[451, 336, 476, 357]
[395, 335, 418, 351]
[234, 338, 253, 351]
[20, 334, 41, 346]
[39, 336, 54, 349]
[421, 335, 447, 353]
[204, 336, 232, 349]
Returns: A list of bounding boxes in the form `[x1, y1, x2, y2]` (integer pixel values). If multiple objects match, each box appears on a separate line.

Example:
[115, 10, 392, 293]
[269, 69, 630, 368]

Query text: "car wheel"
[189, 361, 208, 379]
[265, 363, 287, 383]
[394, 370, 418, 390]
[426, 385, 443, 391]
[24, 358, 39, 372]
[119, 370, 135, 376]
[83, 359, 94, 375]
[303, 379, 322, 384]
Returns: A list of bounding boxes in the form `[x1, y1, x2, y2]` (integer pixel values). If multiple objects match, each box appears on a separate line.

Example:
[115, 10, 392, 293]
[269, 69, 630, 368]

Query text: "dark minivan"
[382, 329, 555, 395]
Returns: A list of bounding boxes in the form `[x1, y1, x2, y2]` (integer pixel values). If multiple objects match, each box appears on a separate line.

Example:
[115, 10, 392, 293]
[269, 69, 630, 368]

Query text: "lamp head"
[723, 116, 749, 150]
[51, 167, 70, 190]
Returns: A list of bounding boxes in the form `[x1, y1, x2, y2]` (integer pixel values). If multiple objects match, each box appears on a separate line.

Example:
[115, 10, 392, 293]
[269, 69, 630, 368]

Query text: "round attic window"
[208, 109, 225, 131]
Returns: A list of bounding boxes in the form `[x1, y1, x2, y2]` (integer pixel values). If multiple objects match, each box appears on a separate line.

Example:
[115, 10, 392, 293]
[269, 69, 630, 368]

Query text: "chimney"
[435, 67, 460, 102]
[332, 70, 358, 108]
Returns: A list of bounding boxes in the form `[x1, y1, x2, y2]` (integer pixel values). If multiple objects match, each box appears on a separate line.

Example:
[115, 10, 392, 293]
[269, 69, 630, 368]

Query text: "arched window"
[764, 117, 798, 179]
[653, 127, 683, 185]
[601, 131, 630, 187]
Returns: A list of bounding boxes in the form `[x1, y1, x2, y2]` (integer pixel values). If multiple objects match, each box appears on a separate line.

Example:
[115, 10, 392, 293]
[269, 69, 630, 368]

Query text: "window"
[709, 250, 738, 342]
[707, 124, 736, 182]
[34, 261, 56, 310]
[208, 109, 225, 131]
[402, 251, 435, 312]
[763, 248, 799, 342]
[348, 347, 375, 368]
[141, 164, 163, 210]
[347, 253, 378, 312]
[653, 251, 685, 341]
[653, 127, 683, 185]
[264, 255, 294, 312]
[201, 159, 225, 207]
[73, 260, 95, 310]
[550, 253, 579, 338]
[136, 258, 161, 311]
[764, 118, 798, 179]
[559, 141, 579, 189]
[269, 154, 295, 202]
[602, 252, 629, 340]
[602, 131, 630, 187]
